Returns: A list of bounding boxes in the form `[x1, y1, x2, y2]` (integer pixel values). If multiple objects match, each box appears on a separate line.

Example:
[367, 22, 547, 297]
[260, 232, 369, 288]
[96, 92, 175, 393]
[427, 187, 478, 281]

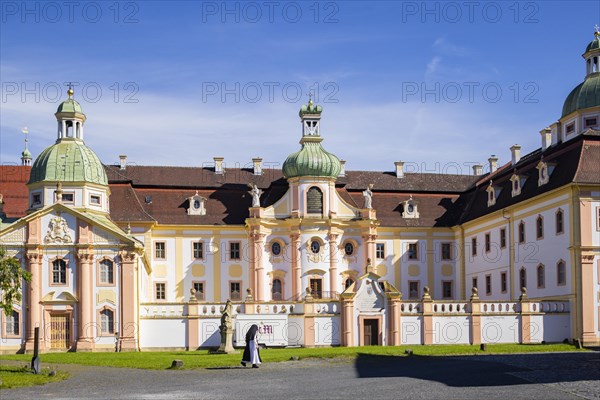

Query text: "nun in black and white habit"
[241, 324, 261, 368]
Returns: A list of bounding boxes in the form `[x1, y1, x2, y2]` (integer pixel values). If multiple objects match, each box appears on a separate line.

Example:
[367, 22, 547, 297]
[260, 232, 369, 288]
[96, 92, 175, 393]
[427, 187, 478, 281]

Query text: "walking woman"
[241, 324, 261, 368]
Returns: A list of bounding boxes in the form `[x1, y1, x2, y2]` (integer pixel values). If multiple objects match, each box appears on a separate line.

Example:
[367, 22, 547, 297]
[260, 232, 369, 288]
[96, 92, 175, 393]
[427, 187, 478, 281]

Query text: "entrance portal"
[50, 314, 71, 349]
[363, 318, 379, 345]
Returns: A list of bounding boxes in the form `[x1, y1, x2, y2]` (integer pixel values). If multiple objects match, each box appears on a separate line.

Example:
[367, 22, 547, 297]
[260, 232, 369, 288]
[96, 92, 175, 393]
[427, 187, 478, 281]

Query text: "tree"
[0, 247, 31, 316]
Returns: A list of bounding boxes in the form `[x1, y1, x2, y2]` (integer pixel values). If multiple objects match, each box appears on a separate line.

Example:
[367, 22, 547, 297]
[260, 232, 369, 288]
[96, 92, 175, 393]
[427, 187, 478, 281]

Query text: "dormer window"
[536, 160, 556, 187]
[32, 193, 41, 206]
[402, 196, 419, 218]
[510, 174, 525, 197]
[486, 181, 499, 207]
[187, 191, 207, 216]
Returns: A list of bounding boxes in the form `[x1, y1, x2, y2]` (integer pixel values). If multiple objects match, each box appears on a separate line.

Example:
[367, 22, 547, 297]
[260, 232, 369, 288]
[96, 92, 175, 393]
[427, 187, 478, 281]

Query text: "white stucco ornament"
[44, 215, 72, 244]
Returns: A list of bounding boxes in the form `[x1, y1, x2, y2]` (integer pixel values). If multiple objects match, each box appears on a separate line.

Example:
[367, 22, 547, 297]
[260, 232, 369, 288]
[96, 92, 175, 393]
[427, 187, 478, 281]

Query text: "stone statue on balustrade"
[214, 299, 236, 354]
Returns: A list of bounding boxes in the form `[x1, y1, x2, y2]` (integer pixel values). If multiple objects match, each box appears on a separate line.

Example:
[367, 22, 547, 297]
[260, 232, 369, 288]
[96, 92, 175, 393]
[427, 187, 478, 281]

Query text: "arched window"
[555, 209, 564, 234]
[344, 242, 354, 256]
[271, 242, 281, 256]
[306, 187, 323, 214]
[99, 259, 114, 284]
[52, 259, 67, 284]
[519, 268, 527, 291]
[344, 278, 354, 290]
[537, 264, 545, 288]
[100, 309, 114, 334]
[536, 215, 544, 239]
[557, 261, 566, 286]
[272, 279, 282, 301]
[518, 221, 525, 244]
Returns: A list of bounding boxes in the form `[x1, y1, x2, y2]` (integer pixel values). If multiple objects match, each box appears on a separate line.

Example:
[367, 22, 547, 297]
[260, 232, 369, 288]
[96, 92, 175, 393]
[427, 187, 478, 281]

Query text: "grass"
[0, 365, 69, 389]
[0, 343, 584, 371]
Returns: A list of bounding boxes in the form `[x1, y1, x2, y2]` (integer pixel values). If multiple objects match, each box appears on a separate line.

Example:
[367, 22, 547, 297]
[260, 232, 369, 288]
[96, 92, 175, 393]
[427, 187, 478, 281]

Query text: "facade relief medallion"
[44, 215, 72, 244]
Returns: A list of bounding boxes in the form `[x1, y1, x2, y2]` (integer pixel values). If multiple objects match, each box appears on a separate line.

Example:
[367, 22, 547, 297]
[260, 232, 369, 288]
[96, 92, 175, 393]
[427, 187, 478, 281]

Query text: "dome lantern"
[282, 98, 342, 180]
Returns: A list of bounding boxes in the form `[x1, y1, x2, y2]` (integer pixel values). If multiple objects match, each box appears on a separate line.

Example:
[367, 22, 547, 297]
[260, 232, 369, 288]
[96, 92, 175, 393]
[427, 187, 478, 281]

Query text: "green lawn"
[0, 343, 583, 370]
[0, 365, 69, 389]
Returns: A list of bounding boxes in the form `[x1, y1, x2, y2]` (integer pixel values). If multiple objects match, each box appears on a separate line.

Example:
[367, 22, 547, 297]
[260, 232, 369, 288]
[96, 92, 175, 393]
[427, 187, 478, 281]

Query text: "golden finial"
[308, 91, 313, 109]
[67, 82, 74, 98]
[595, 24, 600, 38]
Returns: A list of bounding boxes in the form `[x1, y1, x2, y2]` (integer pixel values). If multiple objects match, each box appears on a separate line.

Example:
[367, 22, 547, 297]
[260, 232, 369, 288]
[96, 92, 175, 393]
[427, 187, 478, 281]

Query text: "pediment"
[41, 291, 78, 304]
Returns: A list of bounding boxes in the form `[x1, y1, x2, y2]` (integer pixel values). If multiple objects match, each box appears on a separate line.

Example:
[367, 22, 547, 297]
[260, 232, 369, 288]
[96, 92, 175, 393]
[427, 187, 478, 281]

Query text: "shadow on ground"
[354, 352, 600, 387]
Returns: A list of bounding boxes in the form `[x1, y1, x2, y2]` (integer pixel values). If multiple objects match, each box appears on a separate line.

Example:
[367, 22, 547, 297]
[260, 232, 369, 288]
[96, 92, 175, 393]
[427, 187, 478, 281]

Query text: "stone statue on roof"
[248, 183, 262, 208]
[362, 184, 373, 209]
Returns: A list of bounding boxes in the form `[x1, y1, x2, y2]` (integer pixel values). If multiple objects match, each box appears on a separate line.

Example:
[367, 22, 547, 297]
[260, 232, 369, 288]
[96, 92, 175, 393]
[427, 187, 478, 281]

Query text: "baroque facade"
[1, 34, 599, 352]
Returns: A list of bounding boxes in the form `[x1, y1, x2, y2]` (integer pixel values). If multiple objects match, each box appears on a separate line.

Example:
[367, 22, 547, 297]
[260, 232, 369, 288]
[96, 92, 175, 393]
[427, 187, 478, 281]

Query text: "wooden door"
[50, 314, 70, 349]
[309, 279, 322, 299]
[364, 319, 379, 345]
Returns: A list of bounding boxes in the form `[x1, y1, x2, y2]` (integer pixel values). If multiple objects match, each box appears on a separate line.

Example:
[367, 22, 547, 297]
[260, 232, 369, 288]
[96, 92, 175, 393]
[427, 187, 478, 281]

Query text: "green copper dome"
[283, 137, 342, 179]
[56, 98, 83, 114]
[585, 37, 600, 53]
[561, 74, 600, 117]
[28, 139, 108, 185]
[21, 146, 31, 158]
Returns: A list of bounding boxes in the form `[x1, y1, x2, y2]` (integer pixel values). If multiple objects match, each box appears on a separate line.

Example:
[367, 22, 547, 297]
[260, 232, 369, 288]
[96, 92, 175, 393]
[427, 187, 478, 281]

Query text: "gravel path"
[1, 351, 598, 400]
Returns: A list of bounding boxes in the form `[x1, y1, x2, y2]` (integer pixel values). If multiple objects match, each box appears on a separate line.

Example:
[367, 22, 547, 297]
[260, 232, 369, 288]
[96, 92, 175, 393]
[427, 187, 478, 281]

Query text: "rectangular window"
[500, 272, 507, 293]
[52, 260, 67, 285]
[229, 242, 240, 260]
[408, 243, 418, 260]
[6, 310, 19, 336]
[32, 193, 41, 205]
[584, 117, 597, 128]
[566, 122, 575, 134]
[471, 237, 477, 256]
[441, 243, 452, 260]
[193, 242, 204, 260]
[500, 228, 507, 248]
[230, 281, 241, 300]
[485, 233, 491, 252]
[408, 281, 420, 299]
[193, 282, 205, 300]
[309, 278, 323, 299]
[472, 277, 478, 292]
[62, 193, 74, 203]
[485, 275, 492, 295]
[596, 207, 600, 231]
[155, 242, 166, 259]
[155, 283, 166, 300]
[376, 243, 385, 259]
[518, 222, 525, 244]
[90, 195, 101, 205]
[442, 281, 453, 299]
[99, 259, 114, 285]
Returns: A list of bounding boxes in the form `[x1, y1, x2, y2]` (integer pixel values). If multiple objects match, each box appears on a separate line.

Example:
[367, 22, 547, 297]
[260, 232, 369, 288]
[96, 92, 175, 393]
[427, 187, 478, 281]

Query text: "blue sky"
[1, 1, 599, 174]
